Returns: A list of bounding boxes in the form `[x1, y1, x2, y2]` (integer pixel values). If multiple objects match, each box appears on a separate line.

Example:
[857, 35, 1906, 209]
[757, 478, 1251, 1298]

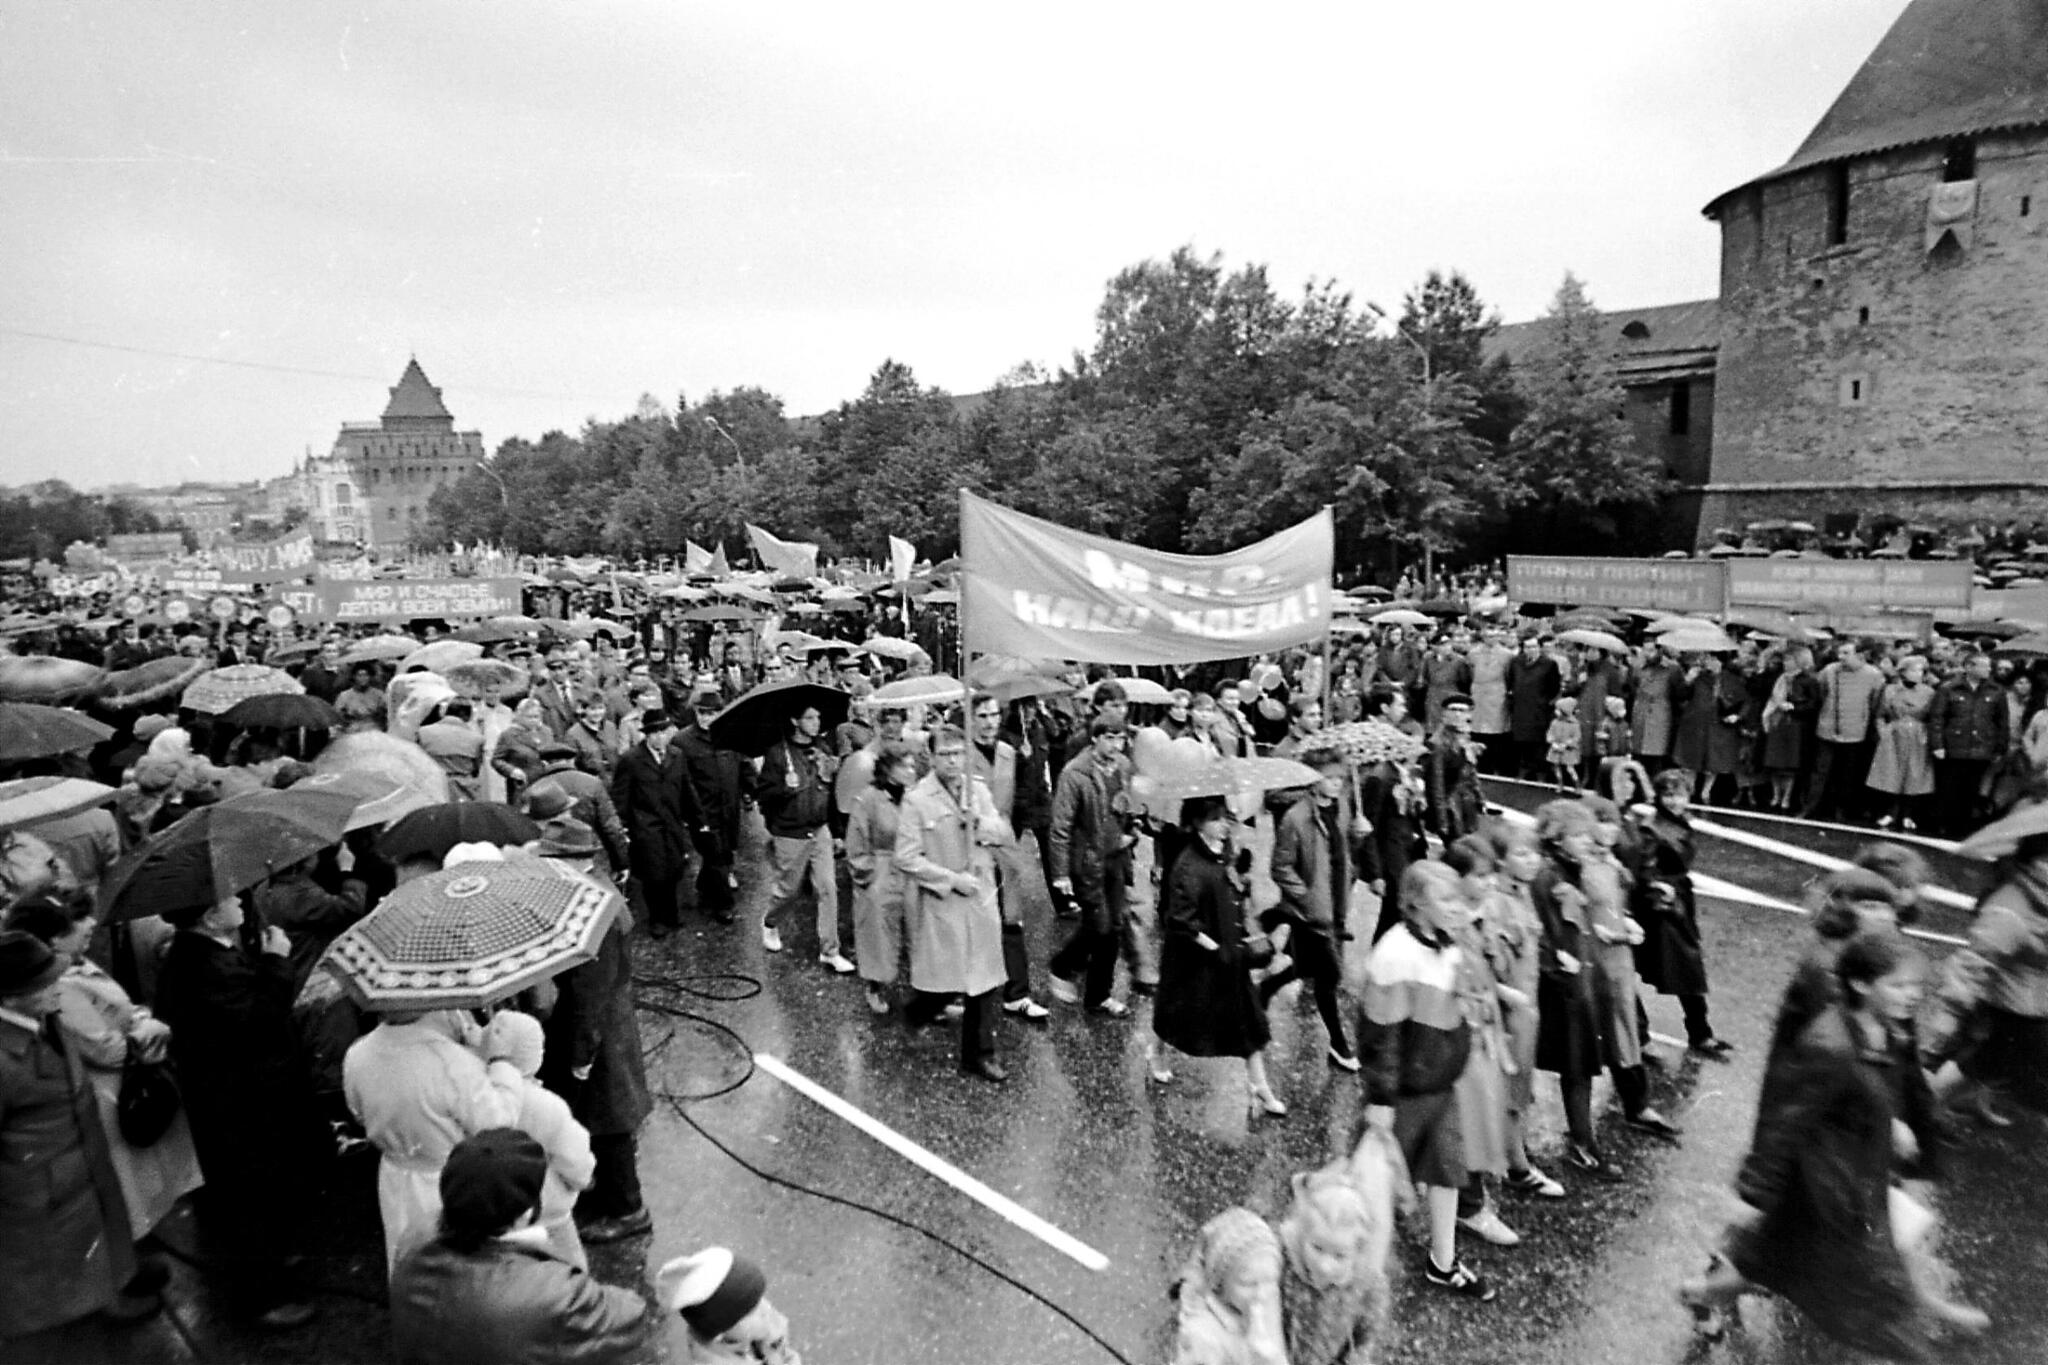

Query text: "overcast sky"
[0, 0, 1910, 491]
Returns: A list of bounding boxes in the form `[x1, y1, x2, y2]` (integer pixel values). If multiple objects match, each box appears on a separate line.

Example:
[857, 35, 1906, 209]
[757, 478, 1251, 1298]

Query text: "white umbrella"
[1371, 608, 1432, 627]
[1109, 676, 1176, 705]
[1557, 628, 1628, 654]
[869, 674, 966, 707]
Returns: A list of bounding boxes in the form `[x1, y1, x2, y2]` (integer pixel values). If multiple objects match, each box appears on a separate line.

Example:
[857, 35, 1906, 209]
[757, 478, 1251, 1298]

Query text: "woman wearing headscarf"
[846, 741, 918, 1017]
[1759, 645, 1822, 812]
[1169, 1208, 1288, 1365]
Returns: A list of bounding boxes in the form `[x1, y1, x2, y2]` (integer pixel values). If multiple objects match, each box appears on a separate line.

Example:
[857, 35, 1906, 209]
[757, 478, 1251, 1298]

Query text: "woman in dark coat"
[1759, 646, 1822, 811]
[1528, 799, 1619, 1180]
[1699, 658, 1753, 804]
[1634, 769, 1731, 1057]
[1683, 930, 1986, 1359]
[153, 895, 329, 1327]
[1149, 798, 1277, 1108]
[1668, 654, 1721, 785]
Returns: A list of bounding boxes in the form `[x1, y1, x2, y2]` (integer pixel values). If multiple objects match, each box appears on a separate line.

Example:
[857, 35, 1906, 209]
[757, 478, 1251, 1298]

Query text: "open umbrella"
[1557, 628, 1628, 654]
[401, 640, 485, 674]
[1108, 676, 1176, 705]
[1648, 614, 1721, 634]
[95, 656, 210, 709]
[219, 692, 344, 731]
[1662, 627, 1739, 654]
[263, 639, 321, 664]
[1370, 608, 1432, 628]
[869, 674, 966, 708]
[966, 655, 1066, 687]
[1139, 756, 1320, 814]
[285, 768, 435, 832]
[681, 605, 761, 625]
[319, 857, 622, 1012]
[1994, 631, 2048, 658]
[1345, 585, 1393, 599]
[98, 786, 359, 922]
[181, 664, 304, 717]
[1553, 610, 1626, 633]
[340, 635, 420, 666]
[706, 680, 853, 757]
[979, 673, 1069, 704]
[311, 731, 451, 811]
[1417, 599, 1466, 618]
[487, 615, 550, 635]
[0, 655, 104, 703]
[0, 703, 114, 762]
[860, 636, 925, 662]
[377, 801, 542, 866]
[443, 659, 528, 696]
[1318, 720, 1425, 768]
[0, 776, 118, 830]
[450, 622, 527, 645]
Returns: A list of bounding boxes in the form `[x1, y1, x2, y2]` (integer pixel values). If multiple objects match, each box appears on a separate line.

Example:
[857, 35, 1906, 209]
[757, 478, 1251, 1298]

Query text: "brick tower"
[1700, 0, 2048, 535]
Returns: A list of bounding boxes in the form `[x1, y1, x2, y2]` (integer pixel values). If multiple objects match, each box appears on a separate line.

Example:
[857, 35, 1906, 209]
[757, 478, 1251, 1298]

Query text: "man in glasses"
[1046, 717, 1139, 1018]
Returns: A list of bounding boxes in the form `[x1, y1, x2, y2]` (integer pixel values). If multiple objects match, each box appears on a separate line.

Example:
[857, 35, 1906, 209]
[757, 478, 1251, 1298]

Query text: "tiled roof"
[1707, 0, 2048, 213]
[381, 359, 454, 422]
[1488, 298, 1719, 384]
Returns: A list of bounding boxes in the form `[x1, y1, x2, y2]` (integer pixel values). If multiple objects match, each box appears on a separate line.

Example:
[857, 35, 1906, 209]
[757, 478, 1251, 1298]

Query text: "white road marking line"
[751, 1052, 1111, 1272]
[1484, 775, 1962, 852]
[1684, 814, 1976, 913]
[1647, 1031, 1688, 1049]
[1490, 806, 1967, 947]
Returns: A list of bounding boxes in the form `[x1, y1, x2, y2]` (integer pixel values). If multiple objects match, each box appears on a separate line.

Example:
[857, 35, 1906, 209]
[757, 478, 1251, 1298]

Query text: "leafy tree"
[853, 425, 985, 560]
[1506, 272, 1665, 545]
[808, 361, 958, 552]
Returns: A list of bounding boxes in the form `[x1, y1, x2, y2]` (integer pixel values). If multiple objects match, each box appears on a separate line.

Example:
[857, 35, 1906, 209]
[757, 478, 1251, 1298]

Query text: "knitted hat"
[0, 931, 62, 997]
[658, 1247, 767, 1339]
[132, 714, 174, 743]
[439, 1129, 548, 1236]
[482, 1010, 546, 1078]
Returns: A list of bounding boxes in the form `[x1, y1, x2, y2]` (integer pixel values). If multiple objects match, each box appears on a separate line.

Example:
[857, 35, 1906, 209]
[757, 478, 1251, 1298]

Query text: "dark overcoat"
[1154, 837, 1270, 1059]
[0, 1012, 137, 1337]
[608, 741, 699, 884]
[1632, 808, 1709, 996]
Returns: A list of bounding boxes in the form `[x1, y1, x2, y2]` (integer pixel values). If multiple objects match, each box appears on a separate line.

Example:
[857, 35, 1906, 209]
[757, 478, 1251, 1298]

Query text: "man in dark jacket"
[524, 766, 631, 881]
[1424, 695, 1486, 845]
[1927, 650, 2010, 836]
[675, 691, 754, 924]
[1046, 717, 1137, 1016]
[758, 704, 851, 972]
[1355, 686, 1429, 941]
[1260, 744, 1366, 1066]
[1505, 634, 1562, 779]
[390, 1129, 648, 1365]
[608, 710, 701, 940]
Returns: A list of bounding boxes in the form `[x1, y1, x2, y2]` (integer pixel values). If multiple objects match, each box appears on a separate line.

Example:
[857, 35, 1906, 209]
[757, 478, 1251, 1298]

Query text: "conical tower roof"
[1708, 0, 2048, 213]
[381, 358, 454, 425]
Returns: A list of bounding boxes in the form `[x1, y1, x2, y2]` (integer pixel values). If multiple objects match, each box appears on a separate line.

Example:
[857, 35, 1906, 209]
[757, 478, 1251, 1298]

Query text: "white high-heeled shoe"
[1249, 1083, 1288, 1117]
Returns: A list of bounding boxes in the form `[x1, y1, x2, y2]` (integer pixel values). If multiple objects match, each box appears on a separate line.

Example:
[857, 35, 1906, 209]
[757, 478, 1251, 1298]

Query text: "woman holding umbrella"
[1151, 796, 1280, 1112]
[153, 892, 329, 1329]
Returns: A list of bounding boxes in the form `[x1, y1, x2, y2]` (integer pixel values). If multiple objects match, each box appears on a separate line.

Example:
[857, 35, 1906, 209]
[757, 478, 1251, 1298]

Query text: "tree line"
[426, 250, 1667, 576]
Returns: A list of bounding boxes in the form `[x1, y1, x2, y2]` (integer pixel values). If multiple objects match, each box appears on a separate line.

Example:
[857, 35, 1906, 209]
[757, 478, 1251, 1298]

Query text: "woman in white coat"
[894, 726, 1013, 1083]
[342, 1006, 526, 1273]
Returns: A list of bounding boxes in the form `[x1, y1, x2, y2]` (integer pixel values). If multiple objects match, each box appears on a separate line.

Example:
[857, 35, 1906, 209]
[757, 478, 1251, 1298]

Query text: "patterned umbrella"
[0, 654, 104, 703]
[0, 703, 114, 762]
[95, 656, 210, 709]
[1142, 756, 1321, 809]
[1320, 720, 1426, 768]
[181, 664, 303, 716]
[443, 659, 528, 698]
[340, 635, 419, 666]
[377, 801, 541, 866]
[400, 640, 485, 674]
[0, 776, 118, 830]
[318, 856, 621, 1012]
[98, 786, 358, 922]
[219, 692, 344, 730]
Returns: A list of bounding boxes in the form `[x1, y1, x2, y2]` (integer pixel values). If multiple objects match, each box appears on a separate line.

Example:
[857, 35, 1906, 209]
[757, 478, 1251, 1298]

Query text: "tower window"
[1840, 373, 1871, 407]
[1827, 163, 1850, 244]
[1942, 139, 1976, 182]
[1669, 382, 1692, 436]
[2024, 195, 2033, 218]
[1858, 306, 1870, 325]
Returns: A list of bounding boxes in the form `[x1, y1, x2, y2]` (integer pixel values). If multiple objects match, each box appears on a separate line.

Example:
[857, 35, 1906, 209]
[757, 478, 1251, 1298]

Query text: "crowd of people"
[2, 589, 2046, 1365]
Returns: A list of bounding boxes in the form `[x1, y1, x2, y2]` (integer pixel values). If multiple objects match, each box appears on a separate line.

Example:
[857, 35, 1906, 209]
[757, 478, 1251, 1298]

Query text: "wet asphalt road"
[34, 782, 2048, 1365]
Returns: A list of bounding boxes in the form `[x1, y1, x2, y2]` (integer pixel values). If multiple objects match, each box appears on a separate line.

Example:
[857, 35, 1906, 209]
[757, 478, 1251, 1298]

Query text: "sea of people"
[3, 582, 2046, 1365]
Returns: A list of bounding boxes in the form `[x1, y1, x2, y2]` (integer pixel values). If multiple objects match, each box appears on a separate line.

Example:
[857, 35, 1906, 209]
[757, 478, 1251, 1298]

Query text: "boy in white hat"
[657, 1247, 799, 1364]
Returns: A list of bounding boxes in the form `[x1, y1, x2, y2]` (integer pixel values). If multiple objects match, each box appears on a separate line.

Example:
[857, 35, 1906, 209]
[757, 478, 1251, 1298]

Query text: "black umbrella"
[706, 680, 852, 757]
[1417, 598, 1466, 617]
[99, 786, 358, 922]
[220, 692, 346, 730]
[376, 801, 541, 866]
[0, 702, 114, 763]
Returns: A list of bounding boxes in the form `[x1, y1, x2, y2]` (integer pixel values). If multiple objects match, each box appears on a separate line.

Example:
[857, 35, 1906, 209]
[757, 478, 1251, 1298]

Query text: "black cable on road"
[633, 965, 1138, 1365]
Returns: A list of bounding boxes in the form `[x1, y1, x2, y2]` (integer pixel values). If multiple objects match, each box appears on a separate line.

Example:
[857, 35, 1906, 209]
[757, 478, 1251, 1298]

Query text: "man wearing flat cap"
[1424, 693, 1487, 844]
[389, 1128, 648, 1365]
